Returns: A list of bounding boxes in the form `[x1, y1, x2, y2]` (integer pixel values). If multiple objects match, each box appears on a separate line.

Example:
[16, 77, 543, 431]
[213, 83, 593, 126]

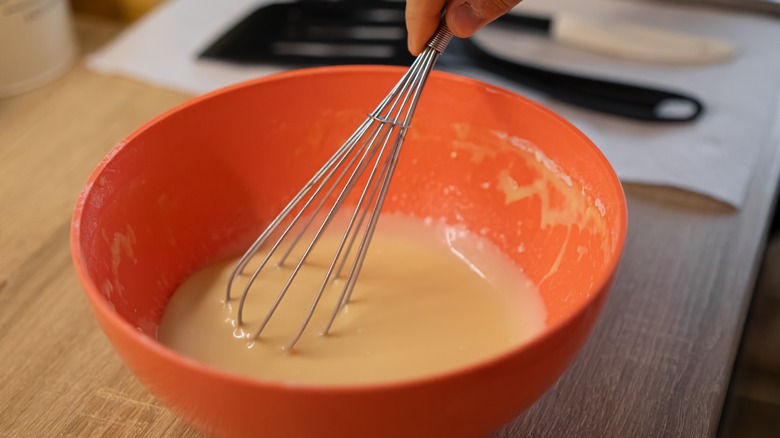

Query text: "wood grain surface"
[2, 16, 779, 438]
[0, 18, 198, 438]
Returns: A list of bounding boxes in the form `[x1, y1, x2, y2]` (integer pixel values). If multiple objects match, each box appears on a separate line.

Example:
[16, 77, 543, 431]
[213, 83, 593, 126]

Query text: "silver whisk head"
[225, 22, 453, 350]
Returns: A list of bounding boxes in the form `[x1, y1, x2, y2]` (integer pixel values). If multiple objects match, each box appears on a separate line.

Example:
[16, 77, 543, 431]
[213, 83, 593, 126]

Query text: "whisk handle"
[426, 20, 453, 53]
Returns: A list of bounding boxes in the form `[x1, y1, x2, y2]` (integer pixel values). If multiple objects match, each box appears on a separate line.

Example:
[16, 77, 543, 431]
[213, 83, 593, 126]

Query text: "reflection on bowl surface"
[71, 65, 627, 438]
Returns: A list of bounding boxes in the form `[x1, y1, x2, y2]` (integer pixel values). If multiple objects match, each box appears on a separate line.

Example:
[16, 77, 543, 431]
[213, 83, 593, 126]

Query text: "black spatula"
[200, 0, 704, 122]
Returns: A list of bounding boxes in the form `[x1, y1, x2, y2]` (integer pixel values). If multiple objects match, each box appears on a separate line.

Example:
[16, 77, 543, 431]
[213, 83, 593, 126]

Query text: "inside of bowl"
[75, 67, 624, 337]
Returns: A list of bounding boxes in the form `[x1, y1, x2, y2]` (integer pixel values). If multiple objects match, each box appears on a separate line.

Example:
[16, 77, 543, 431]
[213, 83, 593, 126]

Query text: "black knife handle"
[461, 38, 704, 122]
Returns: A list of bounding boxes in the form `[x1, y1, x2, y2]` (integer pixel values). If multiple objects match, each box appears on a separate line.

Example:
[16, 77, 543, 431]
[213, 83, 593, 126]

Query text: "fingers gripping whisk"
[224, 22, 452, 350]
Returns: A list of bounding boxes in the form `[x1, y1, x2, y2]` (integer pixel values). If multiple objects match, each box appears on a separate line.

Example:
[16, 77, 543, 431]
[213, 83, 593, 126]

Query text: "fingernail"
[450, 2, 484, 37]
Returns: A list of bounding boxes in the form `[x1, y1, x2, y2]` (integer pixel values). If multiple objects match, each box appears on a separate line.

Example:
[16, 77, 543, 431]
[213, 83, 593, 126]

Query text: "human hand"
[406, 0, 523, 55]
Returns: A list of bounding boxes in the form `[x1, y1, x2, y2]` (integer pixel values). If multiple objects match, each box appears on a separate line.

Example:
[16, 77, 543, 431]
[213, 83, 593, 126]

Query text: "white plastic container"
[0, 0, 78, 98]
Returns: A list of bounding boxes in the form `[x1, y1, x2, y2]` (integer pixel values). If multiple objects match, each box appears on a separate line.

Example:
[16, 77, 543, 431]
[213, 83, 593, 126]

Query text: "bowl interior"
[74, 66, 625, 351]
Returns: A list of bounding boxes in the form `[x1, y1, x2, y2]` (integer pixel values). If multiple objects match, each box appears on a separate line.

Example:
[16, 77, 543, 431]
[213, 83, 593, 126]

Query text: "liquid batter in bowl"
[158, 214, 546, 384]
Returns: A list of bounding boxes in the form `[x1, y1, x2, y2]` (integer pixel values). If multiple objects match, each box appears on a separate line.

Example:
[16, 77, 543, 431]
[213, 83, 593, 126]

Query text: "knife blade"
[493, 11, 735, 65]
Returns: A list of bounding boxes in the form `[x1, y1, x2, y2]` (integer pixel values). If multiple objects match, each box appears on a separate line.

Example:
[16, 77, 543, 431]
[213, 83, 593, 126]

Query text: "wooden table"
[2, 16, 779, 437]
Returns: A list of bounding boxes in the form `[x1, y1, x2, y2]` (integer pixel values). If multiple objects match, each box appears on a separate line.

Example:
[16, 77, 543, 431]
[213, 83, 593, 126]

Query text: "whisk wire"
[227, 21, 452, 350]
[328, 49, 439, 281]
[234, 107, 403, 323]
[273, 129, 378, 266]
[322, 139, 397, 333]
[226, 117, 374, 304]
[251, 119, 396, 340]
[243, 64, 428, 332]
[283, 121, 403, 347]
[242, 48, 432, 330]
[336, 48, 440, 308]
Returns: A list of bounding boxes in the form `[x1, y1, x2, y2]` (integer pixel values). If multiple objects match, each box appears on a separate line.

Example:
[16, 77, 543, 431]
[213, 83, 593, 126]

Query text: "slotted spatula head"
[200, 0, 414, 66]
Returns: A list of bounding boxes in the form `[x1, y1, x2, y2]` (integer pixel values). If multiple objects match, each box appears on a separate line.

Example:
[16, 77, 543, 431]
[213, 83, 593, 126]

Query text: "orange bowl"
[71, 66, 626, 438]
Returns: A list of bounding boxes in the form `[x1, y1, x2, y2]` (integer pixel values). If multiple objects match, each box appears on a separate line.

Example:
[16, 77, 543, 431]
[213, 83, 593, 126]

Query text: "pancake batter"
[158, 214, 546, 384]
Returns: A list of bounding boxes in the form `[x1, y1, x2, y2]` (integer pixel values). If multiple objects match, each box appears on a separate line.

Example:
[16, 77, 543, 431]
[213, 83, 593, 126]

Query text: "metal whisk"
[225, 21, 453, 350]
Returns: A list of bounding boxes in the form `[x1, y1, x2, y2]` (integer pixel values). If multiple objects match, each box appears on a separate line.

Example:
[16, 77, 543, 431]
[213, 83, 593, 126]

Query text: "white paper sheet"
[87, 0, 780, 208]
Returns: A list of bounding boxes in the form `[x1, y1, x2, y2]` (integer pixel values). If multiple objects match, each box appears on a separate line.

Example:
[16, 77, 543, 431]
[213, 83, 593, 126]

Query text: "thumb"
[446, 0, 522, 38]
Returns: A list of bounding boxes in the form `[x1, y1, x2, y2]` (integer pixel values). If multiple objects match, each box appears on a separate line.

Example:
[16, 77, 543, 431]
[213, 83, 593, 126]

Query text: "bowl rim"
[70, 64, 628, 393]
